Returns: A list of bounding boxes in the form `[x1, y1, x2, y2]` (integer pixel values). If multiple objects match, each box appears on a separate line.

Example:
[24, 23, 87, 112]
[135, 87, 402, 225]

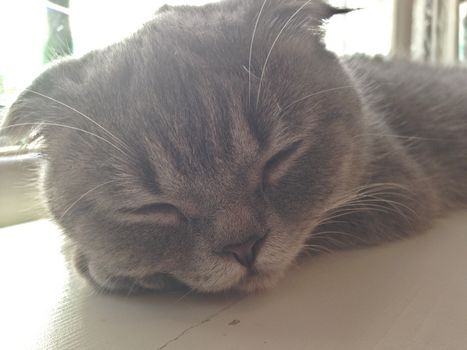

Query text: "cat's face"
[2, 0, 367, 293]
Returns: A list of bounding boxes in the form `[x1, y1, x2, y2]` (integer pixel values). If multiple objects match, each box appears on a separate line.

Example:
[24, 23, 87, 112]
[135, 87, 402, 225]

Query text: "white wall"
[70, 0, 220, 55]
[325, 0, 394, 56]
[0, 0, 394, 102]
[70, 0, 395, 57]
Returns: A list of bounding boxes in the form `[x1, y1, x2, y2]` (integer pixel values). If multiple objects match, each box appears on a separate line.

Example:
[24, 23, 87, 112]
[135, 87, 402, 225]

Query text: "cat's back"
[346, 56, 467, 133]
[346, 56, 467, 207]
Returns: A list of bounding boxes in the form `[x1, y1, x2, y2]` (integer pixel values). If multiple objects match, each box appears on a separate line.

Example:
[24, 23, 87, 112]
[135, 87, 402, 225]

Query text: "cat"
[1, 0, 467, 294]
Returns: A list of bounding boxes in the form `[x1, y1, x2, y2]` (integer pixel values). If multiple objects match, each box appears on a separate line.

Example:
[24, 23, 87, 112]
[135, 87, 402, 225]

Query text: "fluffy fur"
[1, 0, 467, 294]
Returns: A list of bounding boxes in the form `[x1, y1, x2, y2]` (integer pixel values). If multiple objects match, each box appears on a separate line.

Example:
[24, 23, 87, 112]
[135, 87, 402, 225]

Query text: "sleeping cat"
[1, 0, 467, 294]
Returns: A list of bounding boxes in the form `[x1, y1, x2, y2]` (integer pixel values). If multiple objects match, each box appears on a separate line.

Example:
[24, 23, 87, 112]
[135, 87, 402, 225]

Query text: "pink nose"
[222, 236, 263, 268]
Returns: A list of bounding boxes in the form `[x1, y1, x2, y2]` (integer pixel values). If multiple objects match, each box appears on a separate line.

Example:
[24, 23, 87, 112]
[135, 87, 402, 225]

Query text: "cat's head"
[1, 0, 367, 293]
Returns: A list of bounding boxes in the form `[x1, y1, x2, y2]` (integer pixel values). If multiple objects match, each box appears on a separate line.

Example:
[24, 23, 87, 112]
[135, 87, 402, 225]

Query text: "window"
[459, 0, 467, 61]
[411, 0, 459, 63]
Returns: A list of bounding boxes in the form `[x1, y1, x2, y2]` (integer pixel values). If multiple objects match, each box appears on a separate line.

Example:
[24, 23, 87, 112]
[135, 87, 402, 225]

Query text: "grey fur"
[1, 0, 466, 293]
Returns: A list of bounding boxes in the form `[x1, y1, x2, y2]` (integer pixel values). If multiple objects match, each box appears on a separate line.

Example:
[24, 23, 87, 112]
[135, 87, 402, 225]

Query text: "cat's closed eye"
[261, 140, 303, 190]
[120, 203, 187, 225]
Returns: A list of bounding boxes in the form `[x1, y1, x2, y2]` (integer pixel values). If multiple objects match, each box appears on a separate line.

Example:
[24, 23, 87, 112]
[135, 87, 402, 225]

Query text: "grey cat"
[1, 0, 467, 294]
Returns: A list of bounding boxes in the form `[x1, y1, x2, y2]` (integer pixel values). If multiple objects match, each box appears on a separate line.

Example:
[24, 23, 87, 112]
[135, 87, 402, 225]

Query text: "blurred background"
[0, 0, 466, 227]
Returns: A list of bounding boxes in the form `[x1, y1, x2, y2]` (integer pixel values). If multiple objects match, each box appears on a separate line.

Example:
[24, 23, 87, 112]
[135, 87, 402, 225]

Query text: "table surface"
[1, 212, 467, 350]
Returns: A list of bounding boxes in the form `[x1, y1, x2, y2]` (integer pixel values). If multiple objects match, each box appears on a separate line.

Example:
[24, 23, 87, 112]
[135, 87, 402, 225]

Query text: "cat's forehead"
[70, 0, 340, 198]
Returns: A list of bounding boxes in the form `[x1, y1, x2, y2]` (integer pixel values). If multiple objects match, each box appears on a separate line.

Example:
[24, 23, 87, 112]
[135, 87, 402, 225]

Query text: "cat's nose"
[222, 235, 263, 269]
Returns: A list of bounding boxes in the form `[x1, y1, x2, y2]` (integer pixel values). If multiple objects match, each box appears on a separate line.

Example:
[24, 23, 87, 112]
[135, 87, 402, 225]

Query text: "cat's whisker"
[356, 190, 414, 201]
[314, 214, 355, 228]
[309, 223, 371, 245]
[281, 85, 355, 112]
[311, 230, 362, 241]
[314, 202, 406, 228]
[93, 274, 118, 295]
[332, 200, 412, 222]
[59, 180, 116, 220]
[24, 89, 131, 151]
[256, 0, 314, 107]
[2, 122, 130, 156]
[125, 278, 140, 297]
[314, 218, 348, 228]
[360, 201, 411, 222]
[361, 195, 418, 216]
[347, 186, 417, 215]
[303, 243, 334, 254]
[333, 204, 392, 216]
[202, 266, 231, 291]
[350, 182, 415, 195]
[322, 207, 386, 222]
[310, 185, 418, 243]
[355, 132, 446, 142]
[312, 234, 368, 247]
[318, 182, 416, 216]
[336, 199, 406, 215]
[248, 0, 269, 107]
[173, 287, 195, 304]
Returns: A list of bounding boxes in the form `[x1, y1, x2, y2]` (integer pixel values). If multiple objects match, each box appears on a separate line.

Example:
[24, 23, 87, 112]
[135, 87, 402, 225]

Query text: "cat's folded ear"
[0, 59, 84, 146]
[264, 0, 353, 32]
[156, 4, 174, 14]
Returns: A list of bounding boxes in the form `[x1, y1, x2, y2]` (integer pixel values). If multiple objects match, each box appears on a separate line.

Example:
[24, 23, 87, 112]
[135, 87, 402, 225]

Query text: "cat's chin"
[75, 250, 287, 295]
[233, 269, 285, 294]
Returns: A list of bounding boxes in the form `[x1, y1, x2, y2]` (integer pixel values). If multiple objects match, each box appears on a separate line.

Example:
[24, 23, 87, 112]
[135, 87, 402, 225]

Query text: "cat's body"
[309, 57, 467, 250]
[350, 56, 467, 208]
[1, 0, 466, 293]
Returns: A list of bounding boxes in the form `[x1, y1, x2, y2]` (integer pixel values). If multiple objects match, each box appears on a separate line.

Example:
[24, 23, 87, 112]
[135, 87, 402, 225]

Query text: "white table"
[1, 212, 467, 350]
